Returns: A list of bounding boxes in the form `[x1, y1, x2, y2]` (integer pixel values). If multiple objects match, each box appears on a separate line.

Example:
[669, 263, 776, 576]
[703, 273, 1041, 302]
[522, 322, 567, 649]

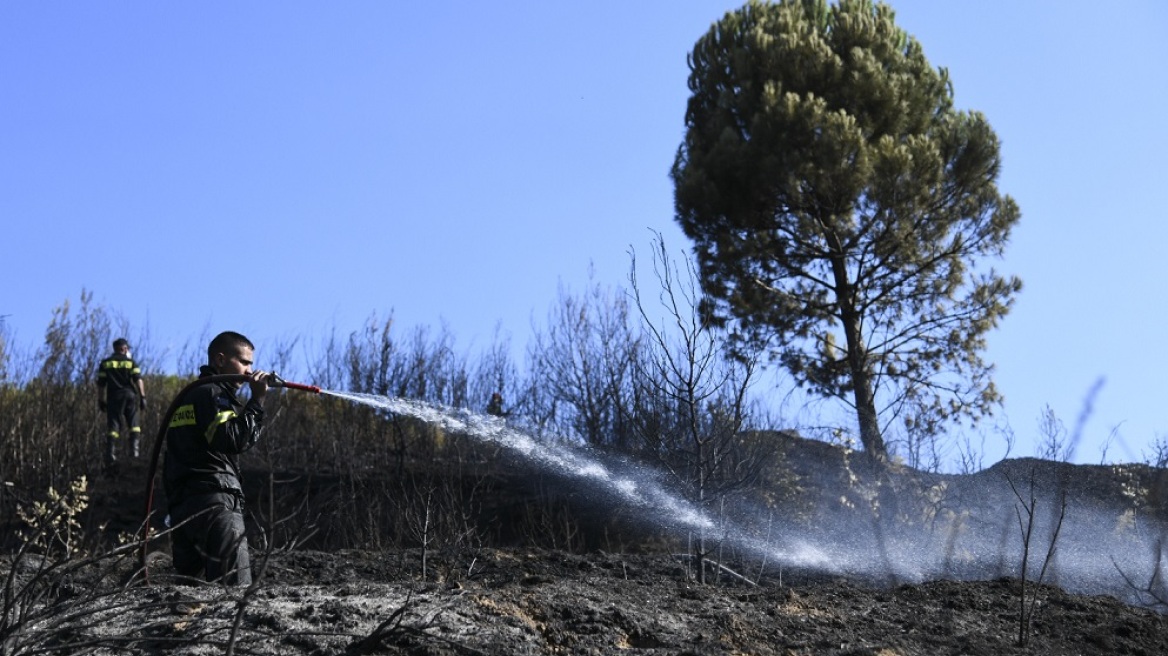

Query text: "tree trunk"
[831, 253, 889, 461]
[849, 358, 887, 461]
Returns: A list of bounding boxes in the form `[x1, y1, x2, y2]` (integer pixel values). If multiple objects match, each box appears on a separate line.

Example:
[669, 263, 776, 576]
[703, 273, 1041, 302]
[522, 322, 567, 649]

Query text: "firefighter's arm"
[206, 400, 265, 454]
[192, 373, 269, 453]
[197, 384, 266, 455]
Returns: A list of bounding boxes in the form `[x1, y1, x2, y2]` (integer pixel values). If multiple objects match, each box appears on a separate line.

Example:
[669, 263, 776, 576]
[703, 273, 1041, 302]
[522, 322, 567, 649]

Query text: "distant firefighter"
[486, 392, 510, 418]
[96, 338, 146, 471]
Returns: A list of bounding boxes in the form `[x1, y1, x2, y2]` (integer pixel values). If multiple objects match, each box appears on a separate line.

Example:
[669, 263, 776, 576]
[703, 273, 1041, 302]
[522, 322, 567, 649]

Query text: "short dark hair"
[113, 338, 130, 350]
[207, 331, 255, 363]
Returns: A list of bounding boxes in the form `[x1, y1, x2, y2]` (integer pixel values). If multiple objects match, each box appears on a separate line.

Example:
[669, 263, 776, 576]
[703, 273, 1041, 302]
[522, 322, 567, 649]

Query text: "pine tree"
[671, 0, 1021, 460]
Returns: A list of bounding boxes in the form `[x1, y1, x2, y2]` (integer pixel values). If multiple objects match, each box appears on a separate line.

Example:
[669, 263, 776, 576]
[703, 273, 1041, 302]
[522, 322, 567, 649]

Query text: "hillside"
[4, 429, 1168, 654]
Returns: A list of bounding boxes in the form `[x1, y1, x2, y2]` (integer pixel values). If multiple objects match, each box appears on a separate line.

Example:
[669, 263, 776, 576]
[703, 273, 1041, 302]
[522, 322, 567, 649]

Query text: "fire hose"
[140, 372, 320, 583]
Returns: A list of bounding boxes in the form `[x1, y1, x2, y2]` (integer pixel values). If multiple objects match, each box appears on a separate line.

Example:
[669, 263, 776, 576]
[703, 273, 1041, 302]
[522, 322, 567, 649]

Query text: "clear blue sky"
[3, 2, 1165, 466]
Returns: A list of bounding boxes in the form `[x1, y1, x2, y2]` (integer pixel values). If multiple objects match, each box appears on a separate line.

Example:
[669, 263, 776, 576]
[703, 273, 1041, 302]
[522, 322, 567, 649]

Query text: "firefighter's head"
[113, 338, 130, 354]
[208, 331, 256, 380]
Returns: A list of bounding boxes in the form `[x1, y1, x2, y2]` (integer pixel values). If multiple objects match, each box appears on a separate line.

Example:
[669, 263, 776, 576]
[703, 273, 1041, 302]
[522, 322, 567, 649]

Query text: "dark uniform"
[97, 351, 143, 465]
[163, 365, 265, 585]
[487, 392, 507, 417]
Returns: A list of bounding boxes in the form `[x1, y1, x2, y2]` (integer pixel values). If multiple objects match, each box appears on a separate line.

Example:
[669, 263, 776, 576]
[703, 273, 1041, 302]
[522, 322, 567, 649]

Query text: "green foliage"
[672, 0, 1021, 459]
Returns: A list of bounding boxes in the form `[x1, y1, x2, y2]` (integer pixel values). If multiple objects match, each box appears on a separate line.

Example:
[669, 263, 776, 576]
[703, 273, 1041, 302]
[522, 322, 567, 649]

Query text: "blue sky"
[2, 1, 1166, 466]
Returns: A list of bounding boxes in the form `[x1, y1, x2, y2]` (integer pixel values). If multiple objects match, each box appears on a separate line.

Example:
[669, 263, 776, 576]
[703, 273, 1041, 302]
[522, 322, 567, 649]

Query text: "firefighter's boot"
[104, 432, 119, 474]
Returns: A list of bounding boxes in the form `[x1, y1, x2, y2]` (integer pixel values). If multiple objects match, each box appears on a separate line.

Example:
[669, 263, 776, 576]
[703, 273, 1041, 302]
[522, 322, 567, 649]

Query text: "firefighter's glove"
[98, 400, 107, 412]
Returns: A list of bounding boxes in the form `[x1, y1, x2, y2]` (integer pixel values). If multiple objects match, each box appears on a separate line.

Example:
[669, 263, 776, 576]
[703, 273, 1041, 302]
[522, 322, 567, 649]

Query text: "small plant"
[3, 477, 153, 655]
[15, 476, 90, 560]
[1007, 468, 1067, 647]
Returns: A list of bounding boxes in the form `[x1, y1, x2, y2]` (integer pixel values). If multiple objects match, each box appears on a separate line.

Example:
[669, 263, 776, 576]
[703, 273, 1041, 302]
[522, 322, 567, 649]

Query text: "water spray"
[139, 372, 319, 583]
[320, 391, 722, 534]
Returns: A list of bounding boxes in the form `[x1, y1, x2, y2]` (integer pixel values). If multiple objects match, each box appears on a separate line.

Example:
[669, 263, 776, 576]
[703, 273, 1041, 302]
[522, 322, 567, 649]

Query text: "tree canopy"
[671, 0, 1021, 460]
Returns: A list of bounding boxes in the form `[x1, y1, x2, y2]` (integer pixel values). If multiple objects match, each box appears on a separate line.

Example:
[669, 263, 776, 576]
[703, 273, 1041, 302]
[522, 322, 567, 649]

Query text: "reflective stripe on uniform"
[205, 410, 237, 443]
[102, 360, 136, 370]
[169, 404, 197, 428]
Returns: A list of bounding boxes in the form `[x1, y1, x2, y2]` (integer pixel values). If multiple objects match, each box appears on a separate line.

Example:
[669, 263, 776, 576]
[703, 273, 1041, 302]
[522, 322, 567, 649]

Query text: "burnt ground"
[4, 546, 1167, 655]
[6, 429, 1168, 654]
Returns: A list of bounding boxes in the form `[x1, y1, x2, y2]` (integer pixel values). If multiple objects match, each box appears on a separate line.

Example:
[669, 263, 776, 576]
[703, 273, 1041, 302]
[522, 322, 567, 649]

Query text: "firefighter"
[96, 338, 146, 470]
[163, 331, 272, 586]
[486, 392, 508, 417]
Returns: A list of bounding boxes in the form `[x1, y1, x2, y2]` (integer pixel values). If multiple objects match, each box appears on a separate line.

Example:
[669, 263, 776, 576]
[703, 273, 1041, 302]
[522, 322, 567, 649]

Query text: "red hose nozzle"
[268, 372, 321, 394]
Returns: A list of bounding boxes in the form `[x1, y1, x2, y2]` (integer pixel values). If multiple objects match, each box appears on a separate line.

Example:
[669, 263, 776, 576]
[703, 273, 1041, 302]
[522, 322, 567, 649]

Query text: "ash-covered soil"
[6, 547, 1166, 655]
[8, 429, 1168, 654]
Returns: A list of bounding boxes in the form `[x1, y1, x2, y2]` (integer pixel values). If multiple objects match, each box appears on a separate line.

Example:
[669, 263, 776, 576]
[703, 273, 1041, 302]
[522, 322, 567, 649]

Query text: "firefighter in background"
[97, 338, 146, 470]
[487, 392, 509, 418]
